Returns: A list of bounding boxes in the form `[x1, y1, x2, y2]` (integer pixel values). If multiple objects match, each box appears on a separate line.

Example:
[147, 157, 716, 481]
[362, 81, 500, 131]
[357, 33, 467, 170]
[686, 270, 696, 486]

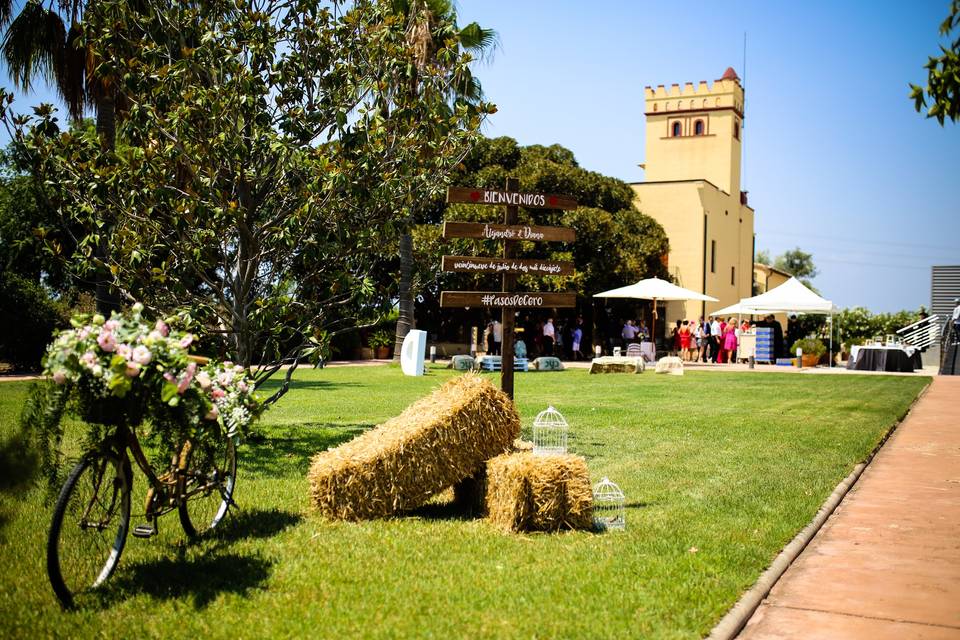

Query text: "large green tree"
[773, 247, 818, 288]
[0, 0, 122, 312]
[386, 0, 497, 360]
[910, 0, 960, 124]
[411, 137, 669, 340]
[3, 0, 492, 401]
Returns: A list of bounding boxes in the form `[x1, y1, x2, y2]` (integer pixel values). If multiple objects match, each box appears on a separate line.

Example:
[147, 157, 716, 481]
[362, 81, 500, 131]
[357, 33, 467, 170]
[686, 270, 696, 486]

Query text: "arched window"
[653, 103, 658, 112]
[671, 122, 682, 137]
[694, 120, 704, 135]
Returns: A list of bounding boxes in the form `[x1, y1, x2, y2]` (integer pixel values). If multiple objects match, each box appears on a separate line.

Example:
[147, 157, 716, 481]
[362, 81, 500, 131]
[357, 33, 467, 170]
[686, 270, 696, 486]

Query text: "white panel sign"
[401, 330, 427, 376]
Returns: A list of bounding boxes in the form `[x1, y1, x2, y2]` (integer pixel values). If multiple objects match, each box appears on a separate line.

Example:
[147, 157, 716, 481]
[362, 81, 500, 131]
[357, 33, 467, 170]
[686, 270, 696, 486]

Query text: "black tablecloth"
[847, 348, 922, 372]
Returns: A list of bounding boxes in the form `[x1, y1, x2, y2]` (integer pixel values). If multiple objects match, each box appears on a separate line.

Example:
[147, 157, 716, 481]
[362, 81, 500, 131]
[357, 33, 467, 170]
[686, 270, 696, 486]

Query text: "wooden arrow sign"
[442, 221, 576, 243]
[447, 186, 578, 210]
[441, 256, 574, 276]
[440, 291, 577, 308]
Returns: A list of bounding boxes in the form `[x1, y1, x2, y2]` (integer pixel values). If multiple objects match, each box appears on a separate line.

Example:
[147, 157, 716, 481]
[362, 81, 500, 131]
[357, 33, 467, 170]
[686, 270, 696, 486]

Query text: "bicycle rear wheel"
[178, 436, 237, 538]
[47, 453, 131, 608]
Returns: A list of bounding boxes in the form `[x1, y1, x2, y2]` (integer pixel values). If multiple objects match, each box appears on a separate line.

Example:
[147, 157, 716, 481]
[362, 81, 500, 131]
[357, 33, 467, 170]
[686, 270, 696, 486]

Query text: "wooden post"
[501, 177, 519, 399]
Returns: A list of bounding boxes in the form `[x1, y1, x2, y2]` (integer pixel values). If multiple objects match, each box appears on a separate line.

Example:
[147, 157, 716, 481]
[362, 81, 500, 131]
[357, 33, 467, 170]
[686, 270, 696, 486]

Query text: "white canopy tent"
[713, 277, 837, 365]
[593, 277, 718, 320]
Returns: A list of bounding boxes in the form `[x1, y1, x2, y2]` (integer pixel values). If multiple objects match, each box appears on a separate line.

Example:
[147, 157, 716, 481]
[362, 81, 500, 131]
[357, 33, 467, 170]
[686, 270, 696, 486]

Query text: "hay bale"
[448, 354, 475, 371]
[654, 356, 684, 375]
[532, 357, 565, 371]
[485, 452, 593, 533]
[452, 438, 536, 514]
[308, 374, 520, 520]
[589, 356, 644, 374]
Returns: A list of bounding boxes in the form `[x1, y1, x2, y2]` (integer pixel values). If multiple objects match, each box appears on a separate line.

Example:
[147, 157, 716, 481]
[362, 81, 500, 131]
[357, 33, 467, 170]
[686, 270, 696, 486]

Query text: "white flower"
[132, 302, 144, 313]
[132, 345, 152, 365]
[116, 344, 133, 360]
[196, 371, 212, 391]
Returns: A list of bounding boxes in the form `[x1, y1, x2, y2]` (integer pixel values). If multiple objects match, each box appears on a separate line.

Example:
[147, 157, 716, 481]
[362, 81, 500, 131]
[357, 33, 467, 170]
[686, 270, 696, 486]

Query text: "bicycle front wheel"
[178, 436, 237, 538]
[47, 454, 131, 608]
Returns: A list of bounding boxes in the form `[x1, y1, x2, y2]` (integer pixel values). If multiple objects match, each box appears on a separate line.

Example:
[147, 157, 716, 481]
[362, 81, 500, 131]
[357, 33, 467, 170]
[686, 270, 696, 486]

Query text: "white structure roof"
[716, 277, 836, 315]
[593, 277, 718, 302]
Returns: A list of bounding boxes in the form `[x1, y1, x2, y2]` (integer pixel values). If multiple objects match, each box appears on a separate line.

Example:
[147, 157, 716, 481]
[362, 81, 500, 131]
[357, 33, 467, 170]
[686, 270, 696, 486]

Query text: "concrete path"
[739, 376, 960, 639]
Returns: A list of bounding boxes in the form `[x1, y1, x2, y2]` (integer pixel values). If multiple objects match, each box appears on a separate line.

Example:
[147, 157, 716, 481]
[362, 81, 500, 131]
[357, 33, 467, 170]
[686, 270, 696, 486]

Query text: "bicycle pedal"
[132, 524, 156, 538]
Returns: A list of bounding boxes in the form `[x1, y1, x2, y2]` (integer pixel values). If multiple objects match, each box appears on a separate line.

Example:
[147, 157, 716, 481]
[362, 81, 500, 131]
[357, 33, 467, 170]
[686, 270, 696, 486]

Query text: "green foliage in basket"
[20, 304, 263, 489]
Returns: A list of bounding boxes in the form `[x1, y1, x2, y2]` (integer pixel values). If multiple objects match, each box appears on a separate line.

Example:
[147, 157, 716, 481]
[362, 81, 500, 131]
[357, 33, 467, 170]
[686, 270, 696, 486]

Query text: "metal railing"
[896, 315, 941, 350]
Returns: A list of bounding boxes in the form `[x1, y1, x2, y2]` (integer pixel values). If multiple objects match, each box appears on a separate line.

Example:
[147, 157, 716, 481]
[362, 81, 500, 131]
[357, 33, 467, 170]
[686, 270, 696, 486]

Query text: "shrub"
[0, 272, 67, 371]
[791, 337, 826, 358]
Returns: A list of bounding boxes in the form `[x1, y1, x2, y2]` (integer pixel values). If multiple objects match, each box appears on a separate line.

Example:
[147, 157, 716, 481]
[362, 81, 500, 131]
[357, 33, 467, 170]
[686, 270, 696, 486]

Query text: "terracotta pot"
[800, 354, 820, 367]
[374, 346, 391, 359]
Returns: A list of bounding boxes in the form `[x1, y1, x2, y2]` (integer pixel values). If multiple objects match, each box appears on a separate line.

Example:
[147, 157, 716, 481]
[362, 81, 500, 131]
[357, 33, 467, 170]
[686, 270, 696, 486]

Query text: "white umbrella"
[593, 277, 717, 320]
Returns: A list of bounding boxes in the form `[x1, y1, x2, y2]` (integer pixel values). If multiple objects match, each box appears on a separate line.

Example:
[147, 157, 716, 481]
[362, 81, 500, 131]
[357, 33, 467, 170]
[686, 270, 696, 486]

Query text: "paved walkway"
[739, 376, 960, 639]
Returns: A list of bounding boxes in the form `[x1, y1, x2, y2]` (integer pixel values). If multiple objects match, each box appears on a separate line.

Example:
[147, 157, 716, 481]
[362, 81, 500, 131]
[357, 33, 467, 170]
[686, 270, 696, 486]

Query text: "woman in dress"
[724, 317, 739, 363]
[678, 320, 692, 361]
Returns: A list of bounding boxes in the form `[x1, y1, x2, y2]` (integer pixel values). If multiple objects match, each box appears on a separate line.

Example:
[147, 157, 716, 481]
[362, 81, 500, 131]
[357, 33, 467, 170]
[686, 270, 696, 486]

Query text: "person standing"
[485, 321, 495, 355]
[724, 317, 738, 363]
[542, 317, 556, 356]
[492, 319, 502, 355]
[621, 319, 639, 350]
[698, 317, 709, 362]
[571, 319, 584, 360]
[710, 315, 722, 362]
[678, 320, 692, 361]
[953, 298, 960, 343]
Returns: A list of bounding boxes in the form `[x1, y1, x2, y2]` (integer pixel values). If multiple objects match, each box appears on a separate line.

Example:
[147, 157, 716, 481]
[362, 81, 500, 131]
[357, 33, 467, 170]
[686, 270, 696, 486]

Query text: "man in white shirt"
[492, 320, 502, 355]
[710, 316, 722, 362]
[542, 318, 556, 356]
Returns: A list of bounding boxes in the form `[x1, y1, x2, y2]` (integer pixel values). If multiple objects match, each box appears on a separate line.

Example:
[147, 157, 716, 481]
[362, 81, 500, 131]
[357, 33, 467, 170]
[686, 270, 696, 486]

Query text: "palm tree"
[391, 0, 497, 359]
[0, 0, 119, 311]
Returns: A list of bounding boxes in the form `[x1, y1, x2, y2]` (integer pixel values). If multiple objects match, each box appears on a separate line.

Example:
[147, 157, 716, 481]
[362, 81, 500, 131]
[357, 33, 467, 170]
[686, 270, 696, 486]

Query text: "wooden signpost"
[442, 180, 578, 399]
[440, 256, 574, 277]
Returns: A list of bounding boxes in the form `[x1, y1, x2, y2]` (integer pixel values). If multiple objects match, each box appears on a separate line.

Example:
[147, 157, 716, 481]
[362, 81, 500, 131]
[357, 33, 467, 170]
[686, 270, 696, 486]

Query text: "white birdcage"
[532, 405, 569, 455]
[592, 477, 625, 532]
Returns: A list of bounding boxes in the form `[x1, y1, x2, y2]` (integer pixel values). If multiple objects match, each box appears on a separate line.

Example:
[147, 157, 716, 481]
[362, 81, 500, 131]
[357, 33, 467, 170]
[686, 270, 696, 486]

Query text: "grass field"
[0, 366, 928, 639]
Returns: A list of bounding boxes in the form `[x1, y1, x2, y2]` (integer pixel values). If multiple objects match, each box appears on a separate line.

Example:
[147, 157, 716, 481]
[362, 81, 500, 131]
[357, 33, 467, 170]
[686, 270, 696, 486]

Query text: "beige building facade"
[631, 67, 755, 324]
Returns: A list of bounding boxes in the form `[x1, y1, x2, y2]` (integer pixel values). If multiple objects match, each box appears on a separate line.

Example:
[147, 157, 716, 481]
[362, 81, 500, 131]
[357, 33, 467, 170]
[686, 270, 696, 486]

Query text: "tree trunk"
[93, 93, 120, 314]
[393, 231, 414, 361]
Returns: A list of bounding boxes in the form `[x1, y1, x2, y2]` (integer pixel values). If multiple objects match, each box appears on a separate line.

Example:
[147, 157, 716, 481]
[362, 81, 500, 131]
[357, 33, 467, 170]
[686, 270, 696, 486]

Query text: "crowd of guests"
[668, 316, 747, 363]
[483, 316, 589, 361]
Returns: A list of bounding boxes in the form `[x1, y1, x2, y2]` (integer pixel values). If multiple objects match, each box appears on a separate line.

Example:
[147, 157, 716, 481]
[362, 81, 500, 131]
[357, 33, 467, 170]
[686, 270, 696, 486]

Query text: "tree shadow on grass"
[210, 507, 303, 543]
[256, 379, 362, 394]
[94, 551, 273, 609]
[242, 423, 372, 477]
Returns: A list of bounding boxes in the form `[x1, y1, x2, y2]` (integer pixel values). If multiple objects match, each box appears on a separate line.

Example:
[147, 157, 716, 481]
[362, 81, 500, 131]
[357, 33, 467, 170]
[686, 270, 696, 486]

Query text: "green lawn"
[0, 366, 927, 639]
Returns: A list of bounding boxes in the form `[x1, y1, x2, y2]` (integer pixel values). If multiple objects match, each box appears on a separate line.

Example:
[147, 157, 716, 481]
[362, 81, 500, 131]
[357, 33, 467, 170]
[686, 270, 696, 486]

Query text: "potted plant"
[791, 337, 826, 367]
[369, 330, 394, 359]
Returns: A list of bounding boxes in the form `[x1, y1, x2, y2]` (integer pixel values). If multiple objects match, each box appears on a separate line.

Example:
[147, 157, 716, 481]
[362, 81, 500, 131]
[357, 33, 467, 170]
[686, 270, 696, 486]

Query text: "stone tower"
[642, 67, 744, 196]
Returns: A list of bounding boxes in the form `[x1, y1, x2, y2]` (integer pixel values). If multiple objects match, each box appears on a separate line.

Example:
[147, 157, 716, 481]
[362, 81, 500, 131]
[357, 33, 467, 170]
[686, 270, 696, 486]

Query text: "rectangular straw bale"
[485, 452, 593, 533]
[452, 439, 535, 515]
[308, 374, 520, 520]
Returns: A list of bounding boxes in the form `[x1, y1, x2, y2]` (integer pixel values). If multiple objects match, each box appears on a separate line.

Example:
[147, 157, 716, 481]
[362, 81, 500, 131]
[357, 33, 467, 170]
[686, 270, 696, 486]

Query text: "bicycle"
[46, 421, 237, 608]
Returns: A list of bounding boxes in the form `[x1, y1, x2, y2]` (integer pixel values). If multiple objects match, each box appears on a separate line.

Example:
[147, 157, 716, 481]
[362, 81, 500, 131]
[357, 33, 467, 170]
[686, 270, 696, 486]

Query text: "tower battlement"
[643, 68, 744, 116]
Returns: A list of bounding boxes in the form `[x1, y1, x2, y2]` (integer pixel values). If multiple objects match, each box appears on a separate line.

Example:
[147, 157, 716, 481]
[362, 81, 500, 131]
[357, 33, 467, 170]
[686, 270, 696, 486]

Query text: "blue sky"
[2, 1, 957, 312]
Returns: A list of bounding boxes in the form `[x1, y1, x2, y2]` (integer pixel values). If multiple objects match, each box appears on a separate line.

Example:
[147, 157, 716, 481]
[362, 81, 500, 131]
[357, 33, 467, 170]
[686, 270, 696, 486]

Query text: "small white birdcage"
[592, 477, 625, 532]
[532, 405, 569, 455]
